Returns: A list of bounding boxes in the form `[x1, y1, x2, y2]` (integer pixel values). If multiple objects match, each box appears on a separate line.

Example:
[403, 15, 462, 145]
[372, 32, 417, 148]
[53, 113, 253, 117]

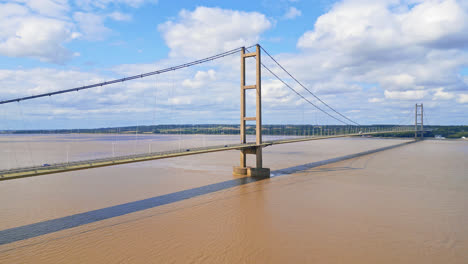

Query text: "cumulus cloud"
[158, 7, 272, 58]
[108, 11, 132, 21]
[0, 66, 163, 127]
[182, 70, 216, 89]
[22, 0, 70, 18]
[73, 12, 112, 41]
[381, 74, 419, 91]
[0, 52, 246, 128]
[168, 96, 192, 105]
[457, 94, 468, 103]
[269, 0, 468, 123]
[433, 88, 455, 100]
[262, 79, 296, 104]
[75, 0, 157, 10]
[284, 7, 301, 19]
[368, 98, 383, 103]
[384, 90, 428, 100]
[0, 0, 144, 63]
[0, 68, 105, 99]
[0, 2, 78, 63]
[297, 0, 468, 52]
[294, 0, 468, 90]
[311, 82, 362, 95]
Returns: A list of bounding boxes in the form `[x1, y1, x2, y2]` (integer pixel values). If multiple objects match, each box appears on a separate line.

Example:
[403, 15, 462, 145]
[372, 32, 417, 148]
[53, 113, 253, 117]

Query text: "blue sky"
[0, 0, 467, 128]
[0, 0, 334, 69]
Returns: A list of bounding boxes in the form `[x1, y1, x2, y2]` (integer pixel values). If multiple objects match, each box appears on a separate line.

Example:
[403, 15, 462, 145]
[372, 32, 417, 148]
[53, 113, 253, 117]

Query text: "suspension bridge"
[0, 44, 424, 180]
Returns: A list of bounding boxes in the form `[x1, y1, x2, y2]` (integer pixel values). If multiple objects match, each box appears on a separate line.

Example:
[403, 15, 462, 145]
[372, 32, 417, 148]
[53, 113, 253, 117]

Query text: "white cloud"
[433, 88, 454, 100]
[72, 11, 133, 41]
[284, 7, 302, 19]
[457, 94, 468, 103]
[293, 0, 468, 95]
[297, 0, 468, 51]
[0, 0, 144, 63]
[381, 73, 418, 91]
[400, 0, 468, 49]
[168, 96, 192, 105]
[269, 0, 468, 124]
[0, 3, 29, 18]
[0, 3, 78, 63]
[73, 12, 111, 41]
[158, 7, 272, 58]
[262, 79, 295, 104]
[22, 0, 69, 18]
[384, 90, 427, 100]
[75, 0, 157, 10]
[182, 70, 216, 89]
[311, 82, 362, 95]
[0, 51, 246, 127]
[108, 11, 132, 21]
[0, 68, 105, 101]
[368, 98, 383, 103]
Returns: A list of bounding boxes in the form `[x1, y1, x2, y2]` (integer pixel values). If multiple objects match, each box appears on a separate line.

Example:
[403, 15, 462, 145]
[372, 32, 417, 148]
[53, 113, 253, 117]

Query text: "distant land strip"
[1, 124, 466, 138]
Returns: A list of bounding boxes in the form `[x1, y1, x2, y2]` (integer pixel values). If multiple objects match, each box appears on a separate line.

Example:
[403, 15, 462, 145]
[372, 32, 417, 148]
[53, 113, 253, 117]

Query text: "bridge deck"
[0, 130, 415, 181]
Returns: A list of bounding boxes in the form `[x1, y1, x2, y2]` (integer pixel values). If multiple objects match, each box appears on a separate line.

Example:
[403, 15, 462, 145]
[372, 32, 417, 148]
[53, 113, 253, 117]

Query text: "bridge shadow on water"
[0, 140, 416, 247]
[303, 166, 362, 173]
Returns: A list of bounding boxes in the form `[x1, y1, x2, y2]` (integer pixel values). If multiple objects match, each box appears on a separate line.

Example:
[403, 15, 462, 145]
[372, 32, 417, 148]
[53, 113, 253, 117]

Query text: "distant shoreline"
[1, 124, 466, 139]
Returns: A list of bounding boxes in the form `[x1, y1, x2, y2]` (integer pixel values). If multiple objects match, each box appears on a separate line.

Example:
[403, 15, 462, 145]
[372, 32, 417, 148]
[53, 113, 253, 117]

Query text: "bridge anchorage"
[233, 44, 271, 178]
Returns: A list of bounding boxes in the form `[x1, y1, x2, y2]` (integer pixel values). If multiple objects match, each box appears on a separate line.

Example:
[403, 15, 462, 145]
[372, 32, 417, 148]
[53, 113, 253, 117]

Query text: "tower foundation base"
[233, 166, 270, 178]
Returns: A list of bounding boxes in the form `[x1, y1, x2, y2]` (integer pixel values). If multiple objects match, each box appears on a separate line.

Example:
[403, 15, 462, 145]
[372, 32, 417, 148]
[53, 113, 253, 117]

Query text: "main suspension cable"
[260, 45, 360, 126]
[246, 47, 350, 125]
[0, 45, 256, 105]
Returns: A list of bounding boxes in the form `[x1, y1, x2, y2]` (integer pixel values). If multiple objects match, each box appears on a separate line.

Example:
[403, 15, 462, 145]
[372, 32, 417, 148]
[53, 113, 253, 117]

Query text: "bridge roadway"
[0, 130, 415, 181]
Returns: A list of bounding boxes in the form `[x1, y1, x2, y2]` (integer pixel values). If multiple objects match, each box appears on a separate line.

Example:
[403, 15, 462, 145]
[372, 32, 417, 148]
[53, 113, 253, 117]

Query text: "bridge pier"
[233, 44, 270, 178]
[233, 147, 270, 178]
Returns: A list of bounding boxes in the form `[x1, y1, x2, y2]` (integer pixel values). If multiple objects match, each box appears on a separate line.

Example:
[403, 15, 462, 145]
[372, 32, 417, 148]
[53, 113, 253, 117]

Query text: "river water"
[0, 135, 467, 263]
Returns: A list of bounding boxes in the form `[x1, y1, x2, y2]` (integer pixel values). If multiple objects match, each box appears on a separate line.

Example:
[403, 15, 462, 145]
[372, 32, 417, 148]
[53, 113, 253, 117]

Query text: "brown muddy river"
[0, 135, 467, 263]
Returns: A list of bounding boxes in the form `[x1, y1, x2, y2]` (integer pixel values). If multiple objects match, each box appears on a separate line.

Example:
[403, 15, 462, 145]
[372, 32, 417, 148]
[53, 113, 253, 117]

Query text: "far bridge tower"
[415, 103, 424, 139]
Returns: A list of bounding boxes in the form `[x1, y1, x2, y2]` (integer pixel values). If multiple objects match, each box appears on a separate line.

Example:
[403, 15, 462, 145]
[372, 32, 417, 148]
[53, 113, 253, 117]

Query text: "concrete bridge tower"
[233, 44, 270, 178]
[415, 103, 424, 139]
